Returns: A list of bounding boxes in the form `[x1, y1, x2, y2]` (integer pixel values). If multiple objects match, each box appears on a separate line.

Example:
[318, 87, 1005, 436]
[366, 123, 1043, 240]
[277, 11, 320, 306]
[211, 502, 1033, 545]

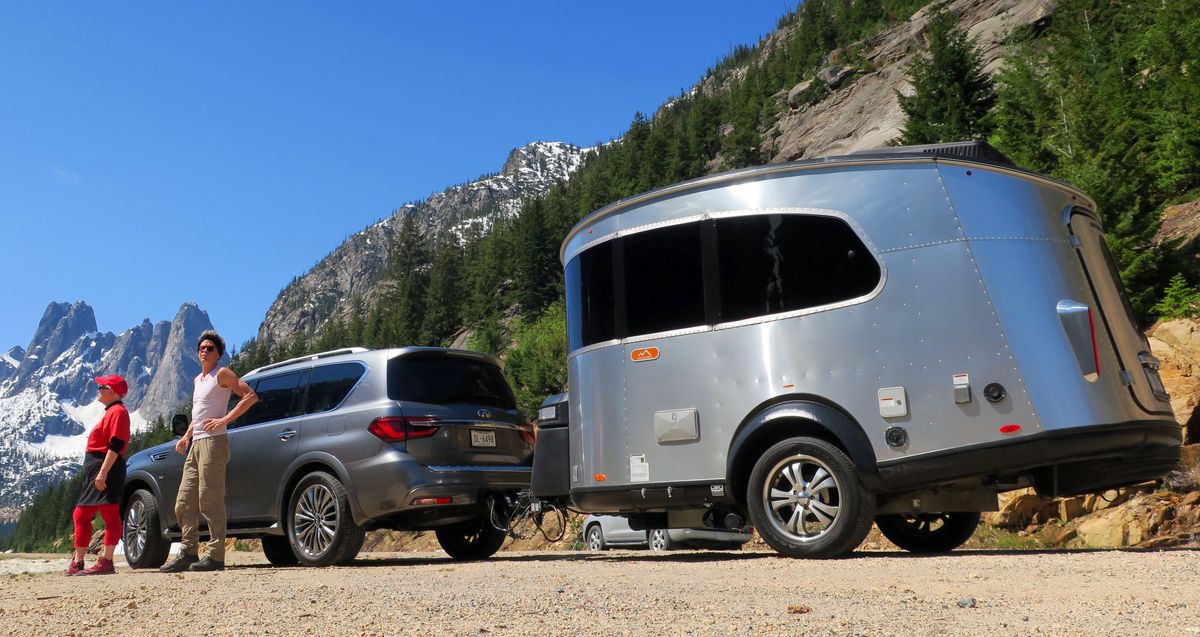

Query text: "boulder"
[786, 80, 815, 109]
[816, 64, 856, 89]
[983, 489, 1056, 527]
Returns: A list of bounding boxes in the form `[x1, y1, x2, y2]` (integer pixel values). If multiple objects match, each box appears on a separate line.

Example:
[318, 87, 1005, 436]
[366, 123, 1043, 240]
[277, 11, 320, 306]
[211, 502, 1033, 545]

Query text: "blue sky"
[0, 2, 791, 352]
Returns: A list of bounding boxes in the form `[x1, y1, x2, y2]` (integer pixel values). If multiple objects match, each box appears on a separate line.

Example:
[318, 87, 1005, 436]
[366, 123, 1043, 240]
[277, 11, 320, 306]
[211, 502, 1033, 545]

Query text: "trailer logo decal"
[630, 347, 660, 362]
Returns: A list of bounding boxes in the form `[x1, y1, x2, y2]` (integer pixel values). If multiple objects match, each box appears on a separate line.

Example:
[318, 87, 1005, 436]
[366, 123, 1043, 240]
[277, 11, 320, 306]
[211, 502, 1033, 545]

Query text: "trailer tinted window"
[566, 241, 616, 350]
[387, 355, 516, 408]
[623, 222, 706, 336]
[716, 214, 879, 322]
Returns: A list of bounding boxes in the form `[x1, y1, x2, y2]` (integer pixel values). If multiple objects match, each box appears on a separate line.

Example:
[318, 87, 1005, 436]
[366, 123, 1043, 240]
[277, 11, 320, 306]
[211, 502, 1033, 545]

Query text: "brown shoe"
[79, 558, 115, 576]
[159, 552, 198, 573]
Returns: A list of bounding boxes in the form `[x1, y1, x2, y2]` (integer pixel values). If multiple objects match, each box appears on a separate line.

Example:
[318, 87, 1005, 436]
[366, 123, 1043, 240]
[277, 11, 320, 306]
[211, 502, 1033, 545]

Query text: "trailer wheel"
[875, 512, 980, 553]
[747, 436, 875, 558]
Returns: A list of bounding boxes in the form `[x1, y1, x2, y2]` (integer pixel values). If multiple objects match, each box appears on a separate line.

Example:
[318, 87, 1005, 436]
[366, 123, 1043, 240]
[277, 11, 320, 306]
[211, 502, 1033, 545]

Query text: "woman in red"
[65, 374, 132, 576]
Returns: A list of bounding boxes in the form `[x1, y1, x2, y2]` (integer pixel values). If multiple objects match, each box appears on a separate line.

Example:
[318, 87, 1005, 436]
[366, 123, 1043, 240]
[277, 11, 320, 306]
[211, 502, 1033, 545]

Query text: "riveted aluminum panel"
[567, 346, 628, 489]
[938, 164, 1165, 427]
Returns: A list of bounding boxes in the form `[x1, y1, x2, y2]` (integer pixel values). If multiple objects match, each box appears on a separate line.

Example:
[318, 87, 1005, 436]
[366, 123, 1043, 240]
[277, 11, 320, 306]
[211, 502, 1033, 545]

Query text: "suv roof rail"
[248, 347, 370, 376]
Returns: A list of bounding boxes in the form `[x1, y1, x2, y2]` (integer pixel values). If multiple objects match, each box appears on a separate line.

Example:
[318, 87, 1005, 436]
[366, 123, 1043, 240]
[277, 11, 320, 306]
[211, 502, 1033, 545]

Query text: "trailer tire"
[875, 512, 980, 553]
[747, 436, 875, 558]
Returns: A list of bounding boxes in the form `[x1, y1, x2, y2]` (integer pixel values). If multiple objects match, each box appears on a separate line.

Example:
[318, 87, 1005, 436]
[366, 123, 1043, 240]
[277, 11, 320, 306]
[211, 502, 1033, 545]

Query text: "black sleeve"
[107, 436, 126, 453]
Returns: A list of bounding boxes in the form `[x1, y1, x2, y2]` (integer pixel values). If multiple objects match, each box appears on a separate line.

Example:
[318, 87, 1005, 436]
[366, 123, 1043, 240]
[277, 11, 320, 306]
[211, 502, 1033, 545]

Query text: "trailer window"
[623, 222, 706, 336]
[566, 241, 617, 350]
[715, 214, 879, 322]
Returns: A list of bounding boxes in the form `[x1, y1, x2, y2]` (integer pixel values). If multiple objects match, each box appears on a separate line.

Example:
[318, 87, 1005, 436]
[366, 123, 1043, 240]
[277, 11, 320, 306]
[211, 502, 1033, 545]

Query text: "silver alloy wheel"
[293, 483, 338, 557]
[586, 527, 604, 551]
[761, 453, 843, 544]
[123, 499, 147, 561]
[648, 529, 670, 551]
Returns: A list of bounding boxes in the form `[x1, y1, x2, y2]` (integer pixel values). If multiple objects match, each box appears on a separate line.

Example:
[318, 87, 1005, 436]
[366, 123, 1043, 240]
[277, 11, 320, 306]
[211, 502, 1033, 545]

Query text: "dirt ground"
[2, 546, 1198, 637]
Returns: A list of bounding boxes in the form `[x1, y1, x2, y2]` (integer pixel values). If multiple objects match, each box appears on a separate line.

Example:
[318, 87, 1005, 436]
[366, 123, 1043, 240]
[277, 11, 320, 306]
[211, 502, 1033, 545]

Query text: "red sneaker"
[64, 560, 84, 576]
[79, 558, 115, 576]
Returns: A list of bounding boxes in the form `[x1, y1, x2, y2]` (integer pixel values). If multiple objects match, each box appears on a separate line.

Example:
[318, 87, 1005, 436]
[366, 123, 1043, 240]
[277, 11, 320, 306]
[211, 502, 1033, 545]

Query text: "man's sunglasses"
[98, 385, 111, 391]
[199, 345, 218, 352]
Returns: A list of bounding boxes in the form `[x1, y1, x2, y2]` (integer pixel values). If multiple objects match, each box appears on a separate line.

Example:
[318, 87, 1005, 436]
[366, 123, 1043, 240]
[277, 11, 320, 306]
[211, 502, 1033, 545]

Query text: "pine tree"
[897, 8, 995, 144]
[419, 236, 466, 346]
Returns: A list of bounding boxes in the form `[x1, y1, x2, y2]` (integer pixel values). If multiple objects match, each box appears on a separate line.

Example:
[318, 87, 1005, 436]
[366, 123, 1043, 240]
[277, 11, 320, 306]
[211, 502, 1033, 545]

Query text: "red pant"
[73, 504, 121, 548]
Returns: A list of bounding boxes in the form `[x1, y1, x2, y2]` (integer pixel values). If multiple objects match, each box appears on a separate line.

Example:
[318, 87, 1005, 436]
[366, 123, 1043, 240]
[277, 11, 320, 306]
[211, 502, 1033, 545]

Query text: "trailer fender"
[727, 400, 880, 502]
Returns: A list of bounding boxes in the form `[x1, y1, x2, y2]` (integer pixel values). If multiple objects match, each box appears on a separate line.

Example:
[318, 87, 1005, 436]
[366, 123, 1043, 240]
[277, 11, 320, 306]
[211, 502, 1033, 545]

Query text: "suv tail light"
[518, 422, 537, 444]
[368, 416, 440, 443]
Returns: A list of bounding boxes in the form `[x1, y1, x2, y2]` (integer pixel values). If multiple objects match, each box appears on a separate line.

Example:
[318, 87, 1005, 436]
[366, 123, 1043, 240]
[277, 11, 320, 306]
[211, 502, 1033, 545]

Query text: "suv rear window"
[387, 355, 516, 408]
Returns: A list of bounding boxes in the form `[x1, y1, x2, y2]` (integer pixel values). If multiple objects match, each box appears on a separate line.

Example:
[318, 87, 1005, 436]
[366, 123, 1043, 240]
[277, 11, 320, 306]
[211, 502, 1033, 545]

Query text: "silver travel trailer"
[531, 142, 1181, 558]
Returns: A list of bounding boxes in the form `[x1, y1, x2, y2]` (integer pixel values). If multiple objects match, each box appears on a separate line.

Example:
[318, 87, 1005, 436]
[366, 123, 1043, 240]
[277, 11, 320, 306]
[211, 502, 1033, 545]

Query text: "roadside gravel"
[2, 548, 1198, 636]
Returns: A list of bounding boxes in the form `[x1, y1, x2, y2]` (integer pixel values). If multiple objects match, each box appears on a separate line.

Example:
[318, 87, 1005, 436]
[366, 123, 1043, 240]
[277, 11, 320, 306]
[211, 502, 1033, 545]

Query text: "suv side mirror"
[171, 414, 190, 437]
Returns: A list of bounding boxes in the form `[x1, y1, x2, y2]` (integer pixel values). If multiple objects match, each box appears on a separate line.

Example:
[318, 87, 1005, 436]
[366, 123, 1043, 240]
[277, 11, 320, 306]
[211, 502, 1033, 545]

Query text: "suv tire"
[585, 525, 606, 551]
[122, 488, 170, 569]
[747, 436, 875, 558]
[875, 512, 980, 553]
[435, 517, 507, 560]
[648, 529, 675, 551]
[261, 534, 299, 566]
[286, 471, 365, 567]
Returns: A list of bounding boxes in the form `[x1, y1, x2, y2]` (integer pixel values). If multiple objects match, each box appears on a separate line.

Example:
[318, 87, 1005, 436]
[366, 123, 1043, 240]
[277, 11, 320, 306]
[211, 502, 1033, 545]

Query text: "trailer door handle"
[1137, 352, 1160, 370]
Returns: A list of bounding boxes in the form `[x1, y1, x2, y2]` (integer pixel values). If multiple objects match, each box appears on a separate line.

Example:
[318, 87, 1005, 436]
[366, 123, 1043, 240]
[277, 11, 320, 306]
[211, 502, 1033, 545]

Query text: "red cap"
[95, 374, 128, 397]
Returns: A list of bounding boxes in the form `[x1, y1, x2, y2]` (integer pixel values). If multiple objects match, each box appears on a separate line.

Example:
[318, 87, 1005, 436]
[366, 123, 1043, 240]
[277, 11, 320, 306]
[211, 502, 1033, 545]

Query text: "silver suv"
[121, 347, 534, 568]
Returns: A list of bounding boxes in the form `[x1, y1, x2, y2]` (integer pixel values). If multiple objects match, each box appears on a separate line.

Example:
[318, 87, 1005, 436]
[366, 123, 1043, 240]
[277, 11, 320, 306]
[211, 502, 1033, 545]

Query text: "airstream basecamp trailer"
[532, 142, 1181, 558]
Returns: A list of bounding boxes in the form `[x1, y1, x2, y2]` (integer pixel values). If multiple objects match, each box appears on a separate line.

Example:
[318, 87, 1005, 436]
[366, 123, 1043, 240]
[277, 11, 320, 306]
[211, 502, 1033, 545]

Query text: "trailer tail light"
[999, 423, 1021, 434]
[412, 496, 453, 505]
[368, 416, 440, 442]
[1087, 306, 1101, 376]
[518, 422, 537, 444]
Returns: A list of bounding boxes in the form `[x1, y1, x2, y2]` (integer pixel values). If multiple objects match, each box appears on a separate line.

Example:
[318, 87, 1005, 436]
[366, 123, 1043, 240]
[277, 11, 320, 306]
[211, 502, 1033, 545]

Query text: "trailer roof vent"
[846, 141, 1015, 167]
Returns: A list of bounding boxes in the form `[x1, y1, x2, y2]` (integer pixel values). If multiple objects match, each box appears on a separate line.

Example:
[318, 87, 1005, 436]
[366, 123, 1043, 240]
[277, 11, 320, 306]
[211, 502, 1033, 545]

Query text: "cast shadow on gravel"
[223, 545, 1200, 570]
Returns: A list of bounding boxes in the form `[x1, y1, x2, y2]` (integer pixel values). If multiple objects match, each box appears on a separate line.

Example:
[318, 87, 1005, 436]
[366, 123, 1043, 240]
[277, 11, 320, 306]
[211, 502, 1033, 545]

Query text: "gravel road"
[2, 548, 1198, 636]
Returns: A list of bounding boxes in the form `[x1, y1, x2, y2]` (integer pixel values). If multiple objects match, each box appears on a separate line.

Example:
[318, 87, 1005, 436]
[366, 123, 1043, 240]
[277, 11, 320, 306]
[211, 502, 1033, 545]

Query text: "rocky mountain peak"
[15, 301, 97, 389]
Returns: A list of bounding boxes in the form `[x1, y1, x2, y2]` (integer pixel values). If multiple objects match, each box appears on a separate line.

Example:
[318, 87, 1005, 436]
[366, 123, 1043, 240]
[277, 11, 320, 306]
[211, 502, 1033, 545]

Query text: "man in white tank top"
[160, 330, 258, 572]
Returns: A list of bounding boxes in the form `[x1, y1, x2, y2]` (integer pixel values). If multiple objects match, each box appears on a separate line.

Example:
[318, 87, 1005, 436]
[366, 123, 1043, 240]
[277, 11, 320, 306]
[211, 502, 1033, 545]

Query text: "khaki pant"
[174, 435, 230, 561]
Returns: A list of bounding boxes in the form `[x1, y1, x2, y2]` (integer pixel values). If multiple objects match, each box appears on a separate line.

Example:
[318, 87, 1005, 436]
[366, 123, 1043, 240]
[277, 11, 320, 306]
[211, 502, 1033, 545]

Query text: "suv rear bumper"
[346, 450, 531, 524]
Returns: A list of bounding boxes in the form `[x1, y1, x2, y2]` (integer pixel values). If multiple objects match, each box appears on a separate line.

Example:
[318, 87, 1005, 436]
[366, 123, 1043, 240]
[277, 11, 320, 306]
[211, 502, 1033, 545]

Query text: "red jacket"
[86, 401, 131, 456]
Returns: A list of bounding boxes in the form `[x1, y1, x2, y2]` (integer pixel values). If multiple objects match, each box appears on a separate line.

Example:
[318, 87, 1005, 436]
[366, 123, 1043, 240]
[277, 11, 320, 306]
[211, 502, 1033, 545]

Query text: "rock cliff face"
[256, 141, 589, 346]
[0, 301, 222, 514]
[761, 0, 1053, 161]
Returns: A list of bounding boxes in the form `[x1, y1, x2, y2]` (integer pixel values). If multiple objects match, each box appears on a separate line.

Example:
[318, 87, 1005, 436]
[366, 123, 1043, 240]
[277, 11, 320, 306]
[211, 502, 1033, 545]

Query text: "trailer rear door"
[1067, 208, 1171, 415]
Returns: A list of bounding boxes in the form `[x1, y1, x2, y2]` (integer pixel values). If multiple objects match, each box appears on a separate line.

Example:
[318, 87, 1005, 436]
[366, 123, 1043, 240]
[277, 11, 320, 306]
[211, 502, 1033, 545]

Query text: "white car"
[583, 515, 752, 551]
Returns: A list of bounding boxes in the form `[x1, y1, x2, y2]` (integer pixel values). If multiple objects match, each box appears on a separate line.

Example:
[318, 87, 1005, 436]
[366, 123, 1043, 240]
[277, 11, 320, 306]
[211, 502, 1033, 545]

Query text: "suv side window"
[242, 370, 308, 426]
[305, 363, 365, 415]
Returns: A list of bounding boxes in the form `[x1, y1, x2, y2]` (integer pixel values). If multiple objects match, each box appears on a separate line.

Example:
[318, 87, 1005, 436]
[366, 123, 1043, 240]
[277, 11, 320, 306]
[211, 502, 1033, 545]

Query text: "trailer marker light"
[999, 424, 1021, 434]
[594, 474, 606, 481]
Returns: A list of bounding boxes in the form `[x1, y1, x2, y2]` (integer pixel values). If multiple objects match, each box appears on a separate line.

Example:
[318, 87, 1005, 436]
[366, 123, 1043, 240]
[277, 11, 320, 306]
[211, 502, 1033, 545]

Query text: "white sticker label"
[629, 454, 650, 482]
[953, 373, 970, 386]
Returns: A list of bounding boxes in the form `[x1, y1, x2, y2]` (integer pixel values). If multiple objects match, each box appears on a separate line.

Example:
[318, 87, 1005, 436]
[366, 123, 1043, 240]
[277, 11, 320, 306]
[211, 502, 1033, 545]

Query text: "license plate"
[470, 429, 497, 448]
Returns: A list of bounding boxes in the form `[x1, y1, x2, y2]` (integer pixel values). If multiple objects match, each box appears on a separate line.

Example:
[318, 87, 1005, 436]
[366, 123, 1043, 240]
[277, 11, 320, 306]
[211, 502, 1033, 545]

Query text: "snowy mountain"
[0, 301, 221, 518]
[255, 140, 591, 345]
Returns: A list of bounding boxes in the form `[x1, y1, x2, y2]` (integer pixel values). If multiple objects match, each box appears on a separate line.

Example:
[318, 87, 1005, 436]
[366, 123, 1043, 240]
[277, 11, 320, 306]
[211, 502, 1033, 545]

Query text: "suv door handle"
[278, 428, 297, 441]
